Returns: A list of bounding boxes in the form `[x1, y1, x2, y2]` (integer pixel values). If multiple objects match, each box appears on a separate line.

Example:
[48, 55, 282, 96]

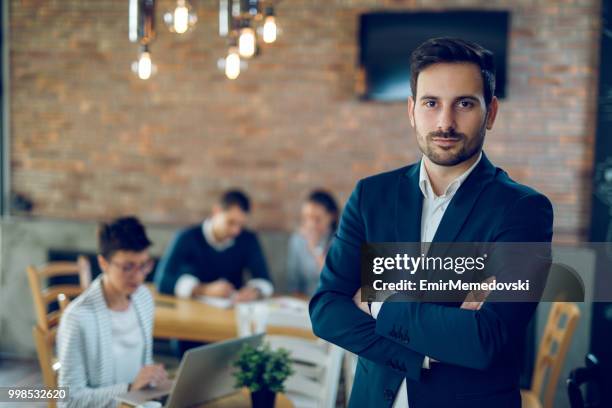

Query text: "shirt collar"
[202, 218, 235, 251]
[419, 151, 482, 199]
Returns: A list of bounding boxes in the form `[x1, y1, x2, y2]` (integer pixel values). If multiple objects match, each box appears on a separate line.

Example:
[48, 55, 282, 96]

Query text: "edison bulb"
[238, 27, 256, 58]
[164, 0, 197, 34]
[173, 3, 189, 33]
[263, 15, 277, 43]
[225, 47, 241, 80]
[137, 51, 153, 80]
[131, 47, 156, 80]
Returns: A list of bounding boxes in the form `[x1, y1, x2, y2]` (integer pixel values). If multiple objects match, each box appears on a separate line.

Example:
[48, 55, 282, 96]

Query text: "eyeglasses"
[110, 259, 155, 276]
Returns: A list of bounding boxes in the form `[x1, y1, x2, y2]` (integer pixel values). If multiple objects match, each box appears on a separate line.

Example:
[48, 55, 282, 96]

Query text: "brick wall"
[8, 0, 600, 241]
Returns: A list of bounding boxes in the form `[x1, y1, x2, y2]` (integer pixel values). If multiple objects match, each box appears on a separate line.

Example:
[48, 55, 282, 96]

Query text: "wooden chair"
[32, 293, 72, 408]
[267, 335, 344, 408]
[27, 258, 89, 408]
[57, 293, 70, 313]
[521, 302, 581, 408]
[27, 256, 91, 331]
[343, 352, 358, 403]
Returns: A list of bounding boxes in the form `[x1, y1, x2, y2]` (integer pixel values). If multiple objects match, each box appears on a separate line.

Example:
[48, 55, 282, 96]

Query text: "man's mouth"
[431, 137, 461, 148]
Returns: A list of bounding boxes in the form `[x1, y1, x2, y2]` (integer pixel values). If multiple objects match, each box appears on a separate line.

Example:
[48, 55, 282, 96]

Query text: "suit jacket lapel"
[432, 153, 497, 243]
[396, 162, 422, 243]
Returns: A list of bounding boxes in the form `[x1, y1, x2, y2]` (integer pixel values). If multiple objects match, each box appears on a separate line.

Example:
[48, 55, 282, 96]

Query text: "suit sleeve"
[309, 180, 427, 380]
[154, 230, 198, 295]
[375, 193, 553, 370]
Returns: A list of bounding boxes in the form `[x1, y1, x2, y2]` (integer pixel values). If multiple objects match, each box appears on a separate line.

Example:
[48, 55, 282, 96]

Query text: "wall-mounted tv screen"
[358, 10, 510, 102]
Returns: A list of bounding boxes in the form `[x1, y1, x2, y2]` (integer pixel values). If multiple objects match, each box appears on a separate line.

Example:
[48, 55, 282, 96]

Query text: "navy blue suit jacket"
[309, 154, 553, 408]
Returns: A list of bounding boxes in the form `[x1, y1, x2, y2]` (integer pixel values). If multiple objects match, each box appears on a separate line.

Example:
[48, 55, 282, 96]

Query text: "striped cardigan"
[57, 277, 154, 408]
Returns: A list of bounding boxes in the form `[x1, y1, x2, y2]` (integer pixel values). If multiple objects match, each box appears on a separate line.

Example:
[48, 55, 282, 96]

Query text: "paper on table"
[266, 296, 309, 313]
[196, 295, 234, 309]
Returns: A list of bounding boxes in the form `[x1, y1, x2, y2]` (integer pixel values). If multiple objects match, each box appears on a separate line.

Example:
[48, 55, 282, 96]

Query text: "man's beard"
[416, 122, 486, 167]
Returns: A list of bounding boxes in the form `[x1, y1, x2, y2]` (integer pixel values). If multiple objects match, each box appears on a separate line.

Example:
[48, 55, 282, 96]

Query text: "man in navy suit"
[309, 38, 553, 407]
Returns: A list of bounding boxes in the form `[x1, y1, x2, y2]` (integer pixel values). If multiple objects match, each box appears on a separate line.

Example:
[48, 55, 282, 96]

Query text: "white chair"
[343, 352, 358, 403]
[235, 298, 344, 408]
[268, 335, 344, 408]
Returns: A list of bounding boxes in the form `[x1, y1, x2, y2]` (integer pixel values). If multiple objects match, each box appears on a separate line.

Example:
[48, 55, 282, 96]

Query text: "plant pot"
[250, 388, 277, 408]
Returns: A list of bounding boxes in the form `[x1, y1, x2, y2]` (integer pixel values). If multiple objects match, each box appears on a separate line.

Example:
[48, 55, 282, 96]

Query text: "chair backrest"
[32, 293, 72, 408]
[531, 302, 581, 408]
[33, 324, 59, 389]
[235, 299, 343, 408]
[27, 256, 91, 331]
[343, 352, 358, 403]
[267, 335, 344, 408]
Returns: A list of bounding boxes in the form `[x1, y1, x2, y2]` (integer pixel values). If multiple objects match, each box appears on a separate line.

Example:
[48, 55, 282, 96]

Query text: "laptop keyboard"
[153, 394, 169, 405]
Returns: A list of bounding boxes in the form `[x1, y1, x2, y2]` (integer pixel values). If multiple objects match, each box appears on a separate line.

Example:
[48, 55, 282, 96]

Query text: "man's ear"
[486, 96, 499, 130]
[211, 204, 222, 217]
[408, 96, 415, 127]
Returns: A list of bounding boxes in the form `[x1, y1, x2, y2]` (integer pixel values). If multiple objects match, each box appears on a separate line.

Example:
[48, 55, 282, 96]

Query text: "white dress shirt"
[371, 152, 482, 408]
[174, 219, 274, 298]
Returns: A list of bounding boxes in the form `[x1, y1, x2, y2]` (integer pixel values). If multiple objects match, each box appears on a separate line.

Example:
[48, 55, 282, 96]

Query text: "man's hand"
[352, 288, 371, 315]
[195, 279, 236, 298]
[460, 276, 496, 311]
[234, 287, 262, 303]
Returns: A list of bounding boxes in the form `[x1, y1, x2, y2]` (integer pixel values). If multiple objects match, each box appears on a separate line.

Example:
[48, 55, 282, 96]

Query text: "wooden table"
[200, 389, 293, 408]
[119, 388, 294, 408]
[153, 291, 316, 342]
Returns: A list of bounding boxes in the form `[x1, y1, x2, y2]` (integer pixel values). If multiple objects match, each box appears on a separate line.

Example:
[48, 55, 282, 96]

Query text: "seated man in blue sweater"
[155, 189, 273, 303]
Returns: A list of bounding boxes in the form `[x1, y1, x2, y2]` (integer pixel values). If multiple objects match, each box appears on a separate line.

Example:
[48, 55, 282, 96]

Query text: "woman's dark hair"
[98, 216, 152, 259]
[410, 37, 496, 106]
[307, 189, 340, 232]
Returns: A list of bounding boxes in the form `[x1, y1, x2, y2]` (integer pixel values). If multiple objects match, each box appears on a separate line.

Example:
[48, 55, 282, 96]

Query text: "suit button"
[384, 389, 395, 401]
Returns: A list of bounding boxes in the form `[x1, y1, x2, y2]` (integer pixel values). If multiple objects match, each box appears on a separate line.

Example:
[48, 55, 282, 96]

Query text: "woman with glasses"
[57, 216, 168, 408]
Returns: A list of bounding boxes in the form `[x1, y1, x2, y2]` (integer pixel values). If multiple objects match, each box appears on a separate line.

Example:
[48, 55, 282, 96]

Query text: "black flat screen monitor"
[359, 10, 510, 102]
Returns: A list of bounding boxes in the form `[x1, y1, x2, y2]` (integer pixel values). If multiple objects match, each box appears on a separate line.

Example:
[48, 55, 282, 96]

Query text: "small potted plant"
[232, 343, 294, 408]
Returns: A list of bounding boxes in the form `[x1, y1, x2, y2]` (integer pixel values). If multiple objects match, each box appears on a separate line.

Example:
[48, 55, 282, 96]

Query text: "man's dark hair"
[220, 189, 251, 213]
[307, 189, 340, 231]
[98, 216, 152, 259]
[410, 37, 496, 106]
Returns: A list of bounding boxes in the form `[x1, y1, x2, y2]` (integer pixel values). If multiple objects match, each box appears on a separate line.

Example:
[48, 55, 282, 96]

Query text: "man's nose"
[437, 106, 456, 131]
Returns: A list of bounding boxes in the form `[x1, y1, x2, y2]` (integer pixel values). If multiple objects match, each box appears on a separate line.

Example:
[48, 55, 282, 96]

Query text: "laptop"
[116, 333, 264, 408]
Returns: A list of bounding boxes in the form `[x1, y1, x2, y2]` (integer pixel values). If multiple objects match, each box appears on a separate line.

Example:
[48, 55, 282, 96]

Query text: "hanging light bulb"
[164, 0, 197, 34]
[131, 45, 156, 80]
[238, 20, 256, 58]
[262, 7, 277, 44]
[225, 46, 241, 80]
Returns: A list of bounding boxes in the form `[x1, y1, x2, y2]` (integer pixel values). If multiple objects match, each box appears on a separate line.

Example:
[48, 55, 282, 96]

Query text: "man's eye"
[458, 100, 474, 108]
[424, 100, 436, 108]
